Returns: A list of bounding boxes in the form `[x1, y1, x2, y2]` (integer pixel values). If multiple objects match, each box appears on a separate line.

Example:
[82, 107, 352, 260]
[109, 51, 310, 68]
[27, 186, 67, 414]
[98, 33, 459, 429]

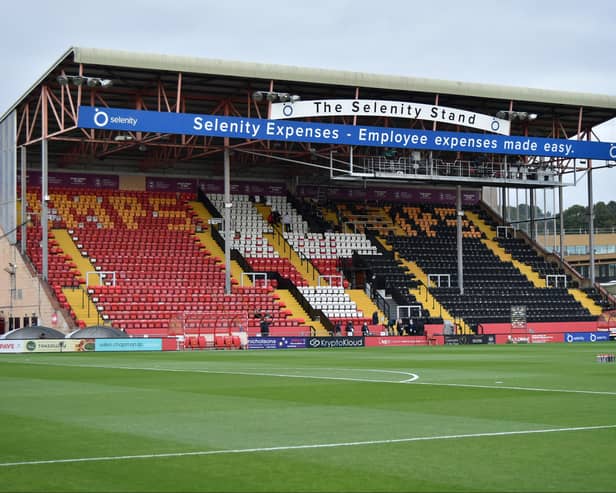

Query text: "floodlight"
[57, 75, 112, 89]
[253, 91, 301, 103]
[496, 110, 538, 122]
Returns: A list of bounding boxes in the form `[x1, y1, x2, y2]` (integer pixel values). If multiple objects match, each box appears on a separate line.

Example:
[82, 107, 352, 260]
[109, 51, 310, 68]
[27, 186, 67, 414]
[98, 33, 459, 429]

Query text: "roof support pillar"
[20, 146, 27, 255]
[40, 86, 49, 282]
[456, 185, 464, 296]
[587, 129, 595, 284]
[223, 137, 232, 295]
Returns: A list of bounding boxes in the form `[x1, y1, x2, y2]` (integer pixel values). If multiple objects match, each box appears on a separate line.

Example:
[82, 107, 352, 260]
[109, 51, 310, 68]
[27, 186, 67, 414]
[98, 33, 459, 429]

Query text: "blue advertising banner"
[78, 106, 616, 160]
[247, 337, 308, 350]
[564, 332, 611, 343]
[95, 338, 163, 352]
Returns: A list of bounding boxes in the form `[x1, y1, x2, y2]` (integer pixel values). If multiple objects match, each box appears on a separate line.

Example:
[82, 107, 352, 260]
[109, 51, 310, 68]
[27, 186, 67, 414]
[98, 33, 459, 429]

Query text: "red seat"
[232, 336, 241, 349]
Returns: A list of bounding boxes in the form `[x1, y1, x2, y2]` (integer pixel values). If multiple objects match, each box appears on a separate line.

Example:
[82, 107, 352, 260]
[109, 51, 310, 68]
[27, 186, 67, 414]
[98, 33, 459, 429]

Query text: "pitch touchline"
[1, 424, 615, 468]
[117, 366, 616, 394]
[416, 381, 616, 395]
[16, 361, 420, 384]
[9, 360, 616, 394]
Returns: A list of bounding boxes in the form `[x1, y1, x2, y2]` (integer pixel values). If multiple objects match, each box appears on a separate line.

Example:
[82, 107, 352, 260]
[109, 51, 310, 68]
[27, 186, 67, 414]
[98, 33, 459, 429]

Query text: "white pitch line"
[415, 381, 616, 396]
[6, 359, 616, 394]
[1, 424, 615, 468]
[188, 367, 420, 384]
[9, 360, 419, 384]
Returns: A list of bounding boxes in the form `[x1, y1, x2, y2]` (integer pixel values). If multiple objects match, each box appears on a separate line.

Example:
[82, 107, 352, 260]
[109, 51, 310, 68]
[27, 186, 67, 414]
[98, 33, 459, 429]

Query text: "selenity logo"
[92, 108, 139, 128]
[93, 108, 110, 127]
[282, 104, 294, 117]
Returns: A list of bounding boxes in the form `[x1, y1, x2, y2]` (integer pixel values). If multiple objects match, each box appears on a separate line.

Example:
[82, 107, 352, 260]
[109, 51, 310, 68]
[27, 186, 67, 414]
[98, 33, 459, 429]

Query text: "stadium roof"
[4, 46, 616, 181]
[7, 46, 616, 118]
[71, 46, 616, 108]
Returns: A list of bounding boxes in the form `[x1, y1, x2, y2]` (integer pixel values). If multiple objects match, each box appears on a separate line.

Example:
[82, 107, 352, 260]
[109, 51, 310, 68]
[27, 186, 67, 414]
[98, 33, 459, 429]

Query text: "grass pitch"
[1, 343, 615, 492]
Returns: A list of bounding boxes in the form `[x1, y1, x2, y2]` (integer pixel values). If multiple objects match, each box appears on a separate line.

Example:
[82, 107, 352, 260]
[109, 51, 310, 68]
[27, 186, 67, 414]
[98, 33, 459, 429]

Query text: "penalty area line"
[1, 424, 615, 468]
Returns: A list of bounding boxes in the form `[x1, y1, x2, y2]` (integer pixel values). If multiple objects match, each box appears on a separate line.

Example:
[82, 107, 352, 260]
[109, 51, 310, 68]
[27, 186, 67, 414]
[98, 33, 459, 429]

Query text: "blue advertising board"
[78, 106, 616, 160]
[307, 336, 365, 348]
[564, 332, 611, 343]
[95, 338, 163, 352]
[247, 336, 308, 350]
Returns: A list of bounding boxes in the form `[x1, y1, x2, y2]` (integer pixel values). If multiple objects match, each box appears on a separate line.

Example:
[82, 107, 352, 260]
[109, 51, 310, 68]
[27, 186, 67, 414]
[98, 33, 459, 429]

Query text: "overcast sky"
[1, 0, 615, 208]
